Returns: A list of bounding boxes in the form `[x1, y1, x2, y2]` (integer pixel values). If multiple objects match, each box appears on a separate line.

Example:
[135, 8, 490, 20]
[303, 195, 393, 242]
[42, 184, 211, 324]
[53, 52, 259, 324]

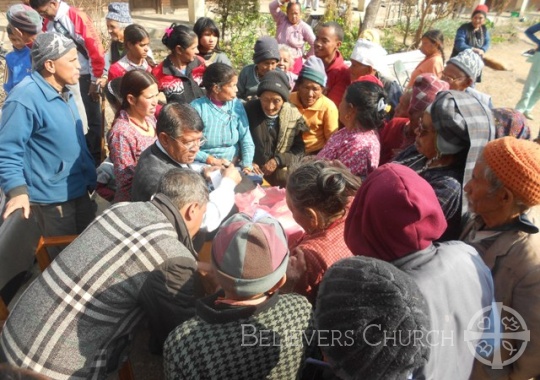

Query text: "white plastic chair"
[393, 59, 410, 88]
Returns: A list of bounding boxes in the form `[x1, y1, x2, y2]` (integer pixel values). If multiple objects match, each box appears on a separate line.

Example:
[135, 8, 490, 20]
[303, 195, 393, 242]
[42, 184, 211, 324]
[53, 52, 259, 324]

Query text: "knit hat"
[350, 39, 389, 76]
[483, 137, 540, 207]
[211, 213, 289, 298]
[492, 108, 531, 140]
[345, 163, 446, 260]
[106, 2, 133, 24]
[316, 256, 431, 380]
[253, 36, 280, 64]
[408, 73, 449, 115]
[6, 4, 42, 35]
[31, 32, 76, 72]
[472, 4, 488, 17]
[298, 56, 327, 87]
[447, 49, 484, 80]
[257, 70, 291, 101]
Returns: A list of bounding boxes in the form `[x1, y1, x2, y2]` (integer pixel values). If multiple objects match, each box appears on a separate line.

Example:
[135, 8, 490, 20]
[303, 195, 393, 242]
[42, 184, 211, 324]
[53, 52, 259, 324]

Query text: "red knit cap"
[353, 74, 384, 88]
[344, 163, 447, 261]
[483, 137, 540, 207]
[473, 4, 488, 17]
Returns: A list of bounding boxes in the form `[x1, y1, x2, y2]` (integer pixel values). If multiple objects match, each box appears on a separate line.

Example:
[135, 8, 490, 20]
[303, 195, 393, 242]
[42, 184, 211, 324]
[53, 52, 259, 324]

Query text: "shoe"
[524, 111, 534, 120]
[522, 49, 536, 57]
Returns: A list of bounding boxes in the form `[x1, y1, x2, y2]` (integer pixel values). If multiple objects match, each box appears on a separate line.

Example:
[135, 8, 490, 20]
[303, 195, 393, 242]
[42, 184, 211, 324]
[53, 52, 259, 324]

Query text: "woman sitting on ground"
[394, 90, 494, 240]
[107, 70, 158, 202]
[244, 70, 307, 187]
[193, 17, 232, 67]
[191, 62, 256, 172]
[284, 158, 360, 304]
[317, 75, 385, 178]
[153, 23, 205, 104]
[290, 56, 339, 155]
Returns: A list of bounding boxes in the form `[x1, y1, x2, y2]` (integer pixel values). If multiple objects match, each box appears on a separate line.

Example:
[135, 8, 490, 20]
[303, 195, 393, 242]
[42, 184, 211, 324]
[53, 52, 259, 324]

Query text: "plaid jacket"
[0, 201, 196, 379]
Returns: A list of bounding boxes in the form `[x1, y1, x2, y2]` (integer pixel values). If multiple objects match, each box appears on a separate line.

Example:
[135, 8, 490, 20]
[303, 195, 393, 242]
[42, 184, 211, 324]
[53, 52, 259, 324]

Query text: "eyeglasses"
[441, 72, 466, 83]
[169, 135, 207, 150]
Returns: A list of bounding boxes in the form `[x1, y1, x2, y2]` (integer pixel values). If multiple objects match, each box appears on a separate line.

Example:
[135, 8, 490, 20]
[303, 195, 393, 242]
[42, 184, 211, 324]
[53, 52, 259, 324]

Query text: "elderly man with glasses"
[132, 102, 241, 233]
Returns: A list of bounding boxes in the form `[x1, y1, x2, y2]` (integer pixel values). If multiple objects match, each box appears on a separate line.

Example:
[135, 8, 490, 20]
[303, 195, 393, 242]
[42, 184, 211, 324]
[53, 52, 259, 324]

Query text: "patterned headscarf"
[492, 108, 532, 140]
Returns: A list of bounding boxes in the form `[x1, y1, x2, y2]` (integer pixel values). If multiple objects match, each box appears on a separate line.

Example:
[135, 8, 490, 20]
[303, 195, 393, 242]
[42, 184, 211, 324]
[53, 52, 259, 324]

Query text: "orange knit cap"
[483, 137, 540, 206]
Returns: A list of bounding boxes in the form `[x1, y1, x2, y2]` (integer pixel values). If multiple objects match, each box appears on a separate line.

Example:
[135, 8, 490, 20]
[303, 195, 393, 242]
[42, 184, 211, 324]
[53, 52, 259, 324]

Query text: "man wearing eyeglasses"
[132, 102, 242, 233]
[442, 49, 493, 108]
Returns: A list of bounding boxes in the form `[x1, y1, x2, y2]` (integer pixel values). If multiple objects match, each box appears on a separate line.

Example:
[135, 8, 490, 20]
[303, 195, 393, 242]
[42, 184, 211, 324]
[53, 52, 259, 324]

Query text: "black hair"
[345, 81, 387, 131]
[287, 158, 361, 221]
[119, 69, 158, 111]
[162, 23, 197, 51]
[201, 62, 237, 91]
[286, 2, 301, 12]
[105, 77, 123, 113]
[156, 102, 204, 138]
[318, 21, 344, 42]
[193, 17, 222, 53]
[422, 29, 445, 63]
[124, 24, 150, 46]
[29, 0, 51, 9]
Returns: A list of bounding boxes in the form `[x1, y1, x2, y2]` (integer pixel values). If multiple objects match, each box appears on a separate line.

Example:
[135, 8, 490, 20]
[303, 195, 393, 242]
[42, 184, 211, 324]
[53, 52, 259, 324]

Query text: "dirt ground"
[473, 29, 540, 138]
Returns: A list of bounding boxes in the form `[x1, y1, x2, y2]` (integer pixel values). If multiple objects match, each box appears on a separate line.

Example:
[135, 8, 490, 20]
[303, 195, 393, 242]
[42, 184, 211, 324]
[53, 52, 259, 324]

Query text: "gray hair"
[157, 168, 209, 209]
[287, 158, 361, 219]
[278, 44, 294, 57]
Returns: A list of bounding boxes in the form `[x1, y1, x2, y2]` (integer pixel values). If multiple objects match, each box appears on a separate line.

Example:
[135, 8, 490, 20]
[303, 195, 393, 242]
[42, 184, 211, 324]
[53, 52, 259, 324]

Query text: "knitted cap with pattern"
[315, 256, 431, 380]
[483, 137, 540, 207]
[106, 2, 133, 24]
[7, 4, 42, 35]
[211, 213, 289, 298]
[31, 32, 76, 72]
[447, 49, 484, 80]
[298, 56, 327, 87]
[253, 36, 280, 64]
[409, 74, 449, 115]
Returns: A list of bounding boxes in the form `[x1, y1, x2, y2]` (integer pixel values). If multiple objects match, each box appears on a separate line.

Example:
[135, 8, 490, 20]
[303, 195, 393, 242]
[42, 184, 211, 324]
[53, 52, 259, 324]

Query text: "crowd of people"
[0, 0, 540, 379]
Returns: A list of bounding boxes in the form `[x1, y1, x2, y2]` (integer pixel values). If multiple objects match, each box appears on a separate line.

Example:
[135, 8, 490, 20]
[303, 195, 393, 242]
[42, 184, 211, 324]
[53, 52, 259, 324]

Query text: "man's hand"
[3, 194, 30, 220]
[262, 158, 278, 176]
[221, 164, 242, 185]
[89, 80, 104, 102]
[202, 165, 221, 180]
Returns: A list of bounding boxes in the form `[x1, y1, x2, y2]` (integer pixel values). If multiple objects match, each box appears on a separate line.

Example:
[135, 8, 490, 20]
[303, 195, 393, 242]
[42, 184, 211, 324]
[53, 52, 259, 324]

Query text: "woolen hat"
[483, 137, 540, 207]
[316, 256, 431, 380]
[472, 4, 489, 17]
[31, 32, 76, 72]
[7, 4, 42, 35]
[345, 163, 447, 261]
[298, 56, 327, 87]
[408, 73, 449, 115]
[253, 36, 280, 64]
[257, 70, 291, 101]
[350, 39, 388, 76]
[211, 213, 289, 298]
[447, 49, 484, 80]
[106, 2, 133, 24]
[492, 108, 531, 140]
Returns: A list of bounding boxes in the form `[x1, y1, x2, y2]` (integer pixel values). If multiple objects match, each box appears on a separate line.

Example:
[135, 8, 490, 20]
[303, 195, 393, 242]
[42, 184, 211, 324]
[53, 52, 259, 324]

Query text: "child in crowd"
[164, 213, 314, 379]
[3, 26, 31, 93]
[108, 24, 154, 81]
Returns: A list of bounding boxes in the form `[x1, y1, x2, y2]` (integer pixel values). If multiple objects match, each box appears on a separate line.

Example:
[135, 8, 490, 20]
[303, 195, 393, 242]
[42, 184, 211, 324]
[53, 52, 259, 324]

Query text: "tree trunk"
[359, 0, 383, 36]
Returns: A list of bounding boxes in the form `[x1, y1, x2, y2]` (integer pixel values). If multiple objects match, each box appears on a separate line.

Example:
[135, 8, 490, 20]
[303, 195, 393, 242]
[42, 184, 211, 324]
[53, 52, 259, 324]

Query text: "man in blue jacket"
[0, 32, 96, 256]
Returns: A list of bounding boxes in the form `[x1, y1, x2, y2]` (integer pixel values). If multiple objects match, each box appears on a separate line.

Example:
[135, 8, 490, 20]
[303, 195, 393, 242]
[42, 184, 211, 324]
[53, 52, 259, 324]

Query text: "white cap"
[350, 39, 389, 77]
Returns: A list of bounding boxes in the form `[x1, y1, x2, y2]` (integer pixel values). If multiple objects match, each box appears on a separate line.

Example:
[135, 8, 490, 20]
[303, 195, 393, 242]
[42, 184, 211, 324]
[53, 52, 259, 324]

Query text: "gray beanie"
[32, 32, 76, 72]
[257, 70, 291, 101]
[253, 36, 280, 64]
[315, 256, 431, 380]
[7, 4, 42, 35]
[299, 56, 327, 87]
[447, 49, 484, 80]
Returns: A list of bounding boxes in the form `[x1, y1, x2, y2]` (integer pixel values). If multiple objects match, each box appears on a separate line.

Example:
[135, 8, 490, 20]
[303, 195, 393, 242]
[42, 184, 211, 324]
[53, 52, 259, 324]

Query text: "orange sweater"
[407, 54, 444, 88]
